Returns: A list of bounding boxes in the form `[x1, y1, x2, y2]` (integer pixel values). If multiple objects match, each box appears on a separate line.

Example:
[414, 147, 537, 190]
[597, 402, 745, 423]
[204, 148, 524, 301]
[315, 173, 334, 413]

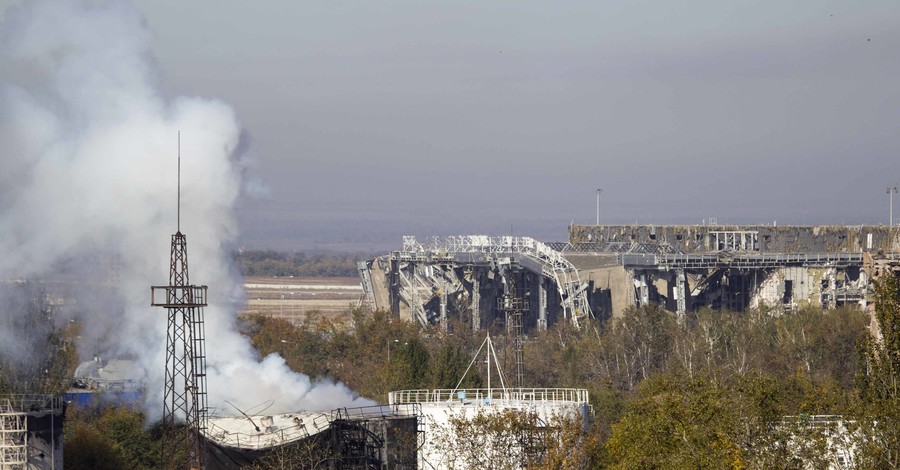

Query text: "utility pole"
[889, 186, 898, 226]
[595, 188, 602, 225]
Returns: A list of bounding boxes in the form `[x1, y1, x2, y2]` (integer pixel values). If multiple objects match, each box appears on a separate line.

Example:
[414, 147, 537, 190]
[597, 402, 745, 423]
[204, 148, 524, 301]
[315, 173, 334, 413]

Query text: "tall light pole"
[889, 186, 898, 226]
[596, 188, 603, 225]
[387, 339, 400, 363]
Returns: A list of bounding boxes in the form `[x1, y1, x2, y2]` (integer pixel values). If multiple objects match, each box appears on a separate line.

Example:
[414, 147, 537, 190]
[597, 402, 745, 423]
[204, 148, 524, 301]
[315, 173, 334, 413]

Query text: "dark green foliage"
[245, 315, 332, 379]
[607, 371, 840, 469]
[429, 342, 483, 389]
[64, 422, 130, 470]
[64, 405, 163, 470]
[389, 338, 431, 390]
[607, 373, 743, 469]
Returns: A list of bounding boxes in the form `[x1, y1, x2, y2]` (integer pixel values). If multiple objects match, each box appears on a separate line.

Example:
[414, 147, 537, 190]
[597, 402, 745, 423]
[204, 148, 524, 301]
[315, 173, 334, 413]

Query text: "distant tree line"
[233, 250, 373, 277]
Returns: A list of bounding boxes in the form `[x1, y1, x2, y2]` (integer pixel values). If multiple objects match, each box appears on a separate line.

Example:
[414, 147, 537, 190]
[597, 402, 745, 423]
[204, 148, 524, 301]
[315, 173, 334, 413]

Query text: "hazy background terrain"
[6, 0, 900, 251]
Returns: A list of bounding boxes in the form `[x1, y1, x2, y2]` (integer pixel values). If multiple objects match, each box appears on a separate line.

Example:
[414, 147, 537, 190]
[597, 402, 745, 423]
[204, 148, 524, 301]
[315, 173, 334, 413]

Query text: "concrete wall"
[749, 267, 829, 310]
[571, 225, 900, 254]
[369, 258, 391, 311]
[417, 398, 585, 469]
[563, 254, 631, 318]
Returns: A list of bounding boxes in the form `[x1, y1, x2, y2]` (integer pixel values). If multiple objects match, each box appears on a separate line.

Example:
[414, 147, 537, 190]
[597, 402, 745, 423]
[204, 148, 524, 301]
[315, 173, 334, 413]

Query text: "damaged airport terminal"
[359, 224, 900, 327]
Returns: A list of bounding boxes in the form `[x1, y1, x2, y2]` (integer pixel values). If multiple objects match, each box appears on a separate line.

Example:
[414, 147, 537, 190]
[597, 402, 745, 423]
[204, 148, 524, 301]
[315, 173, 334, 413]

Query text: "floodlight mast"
[151, 134, 209, 470]
[888, 186, 898, 227]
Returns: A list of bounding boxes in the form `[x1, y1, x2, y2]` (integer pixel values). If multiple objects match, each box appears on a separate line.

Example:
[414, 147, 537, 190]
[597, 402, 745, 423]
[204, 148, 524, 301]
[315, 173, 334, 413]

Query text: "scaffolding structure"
[0, 399, 26, 469]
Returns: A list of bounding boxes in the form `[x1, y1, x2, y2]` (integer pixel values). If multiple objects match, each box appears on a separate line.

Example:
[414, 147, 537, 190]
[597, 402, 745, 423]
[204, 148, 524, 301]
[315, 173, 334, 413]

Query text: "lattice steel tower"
[151, 134, 209, 469]
[498, 275, 529, 387]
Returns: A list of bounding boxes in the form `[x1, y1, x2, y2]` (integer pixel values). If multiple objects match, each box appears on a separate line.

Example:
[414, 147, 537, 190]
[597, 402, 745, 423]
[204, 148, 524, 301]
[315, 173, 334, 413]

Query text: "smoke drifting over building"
[0, 0, 371, 417]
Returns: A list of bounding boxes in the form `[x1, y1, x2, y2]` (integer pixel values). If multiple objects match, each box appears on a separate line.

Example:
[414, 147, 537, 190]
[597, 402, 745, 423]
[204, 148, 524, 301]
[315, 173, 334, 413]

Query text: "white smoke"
[0, 0, 373, 417]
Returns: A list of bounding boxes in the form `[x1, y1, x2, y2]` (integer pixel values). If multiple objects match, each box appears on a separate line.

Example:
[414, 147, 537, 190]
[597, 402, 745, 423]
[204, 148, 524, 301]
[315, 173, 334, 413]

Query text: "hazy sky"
[5, 1, 900, 249]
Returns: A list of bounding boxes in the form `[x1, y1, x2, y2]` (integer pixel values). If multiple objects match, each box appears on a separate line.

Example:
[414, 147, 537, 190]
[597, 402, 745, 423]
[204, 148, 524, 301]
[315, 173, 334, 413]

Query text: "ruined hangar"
[359, 224, 900, 330]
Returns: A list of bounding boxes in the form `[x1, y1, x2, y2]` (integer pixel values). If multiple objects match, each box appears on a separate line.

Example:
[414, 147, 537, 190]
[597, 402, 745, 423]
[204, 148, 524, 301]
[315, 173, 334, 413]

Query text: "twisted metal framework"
[401, 235, 591, 328]
[152, 231, 209, 469]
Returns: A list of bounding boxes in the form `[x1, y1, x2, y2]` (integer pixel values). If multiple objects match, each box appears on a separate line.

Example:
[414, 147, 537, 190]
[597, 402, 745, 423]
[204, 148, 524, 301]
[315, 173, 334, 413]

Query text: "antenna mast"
[177, 131, 181, 233]
[151, 134, 209, 469]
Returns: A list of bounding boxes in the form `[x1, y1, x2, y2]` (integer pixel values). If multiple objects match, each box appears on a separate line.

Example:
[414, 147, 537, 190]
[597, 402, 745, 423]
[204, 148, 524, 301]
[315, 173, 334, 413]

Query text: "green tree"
[390, 338, 431, 390]
[606, 373, 744, 469]
[429, 342, 482, 389]
[607, 371, 846, 469]
[247, 315, 331, 379]
[64, 405, 162, 470]
[536, 416, 606, 470]
[855, 272, 900, 467]
[64, 421, 130, 470]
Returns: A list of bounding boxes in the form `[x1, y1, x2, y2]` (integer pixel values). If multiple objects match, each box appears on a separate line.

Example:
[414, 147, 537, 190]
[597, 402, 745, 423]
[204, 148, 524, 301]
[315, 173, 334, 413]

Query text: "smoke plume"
[0, 0, 373, 417]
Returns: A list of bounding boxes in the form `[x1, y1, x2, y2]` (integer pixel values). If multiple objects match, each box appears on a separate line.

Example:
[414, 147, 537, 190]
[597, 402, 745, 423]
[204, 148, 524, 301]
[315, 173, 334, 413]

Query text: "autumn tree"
[431, 408, 555, 470]
[535, 415, 606, 470]
[606, 371, 840, 469]
[855, 272, 900, 467]
[596, 305, 678, 390]
[606, 373, 745, 469]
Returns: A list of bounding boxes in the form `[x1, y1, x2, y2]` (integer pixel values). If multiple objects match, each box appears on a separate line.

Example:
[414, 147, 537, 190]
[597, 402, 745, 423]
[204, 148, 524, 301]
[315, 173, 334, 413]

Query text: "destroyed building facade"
[358, 236, 592, 331]
[359, 225, 900, 328]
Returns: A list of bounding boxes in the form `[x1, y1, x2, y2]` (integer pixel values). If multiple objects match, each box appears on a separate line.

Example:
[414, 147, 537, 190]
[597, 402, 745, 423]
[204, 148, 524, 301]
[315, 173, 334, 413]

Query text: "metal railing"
[388, 388, 589, 405]
[75, 378, 143, 392]
[0, 395, 64, 413]
[331, 403, 420, 421]
[621, 252, 864, 269]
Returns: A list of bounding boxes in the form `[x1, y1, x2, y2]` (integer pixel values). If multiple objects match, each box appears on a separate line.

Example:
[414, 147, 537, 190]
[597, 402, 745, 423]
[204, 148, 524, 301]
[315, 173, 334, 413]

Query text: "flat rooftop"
[570, 224, 900, 254]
